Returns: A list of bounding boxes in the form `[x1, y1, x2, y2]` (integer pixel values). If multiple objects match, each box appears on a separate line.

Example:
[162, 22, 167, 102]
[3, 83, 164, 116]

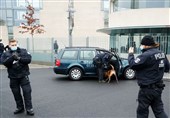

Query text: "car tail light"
[55, 59, 60, 66]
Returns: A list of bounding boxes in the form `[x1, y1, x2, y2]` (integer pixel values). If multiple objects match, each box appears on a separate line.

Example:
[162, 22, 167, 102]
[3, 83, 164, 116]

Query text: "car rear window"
[61, 50, 78, 60]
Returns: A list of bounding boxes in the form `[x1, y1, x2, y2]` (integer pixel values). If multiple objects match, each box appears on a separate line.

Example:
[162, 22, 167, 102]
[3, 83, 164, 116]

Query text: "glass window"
[112, 0, 170, 11]
[101, 0, 109, 11]
[113, 0, 118, 11]
[6, 0, 12, 8]
[7, 18, 13, 26]
[0, 10, 6, 20]
[167, 36, 170, 54]
[138, 0, 169, 9]
[111, 55, 117, 61]
[113, 0, 131, 12]
[0, 0, 6, 8]
[7, 26, 13, 33]
[62, 50, 78, 60]
[14, 10, 25, 20]
[16, 0, 26, 7]
[104, 11, 109, 27]
[15, 0, 41, 8]
[6, 10, 13, 17]
[165, 0, 170, 7]
[147, 0, 165, 8]
[80, 50, 95, 60]
[14, 20, 25, 26]
[118, 0, 131, 11]
[97, 50, 107, 54]
[111, 32, 170, 55]
[155, 36, 169, 54]
[119, 35, 128, 53]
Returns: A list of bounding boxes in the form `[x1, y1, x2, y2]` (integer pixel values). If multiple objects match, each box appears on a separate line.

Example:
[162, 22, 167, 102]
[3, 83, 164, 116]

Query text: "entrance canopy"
[97, 25, 170, 35]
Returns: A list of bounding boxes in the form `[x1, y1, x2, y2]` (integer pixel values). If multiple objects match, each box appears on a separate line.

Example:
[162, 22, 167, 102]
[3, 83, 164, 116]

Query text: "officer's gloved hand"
[128, 47, 134, 54]
[12, 52, 20, 61]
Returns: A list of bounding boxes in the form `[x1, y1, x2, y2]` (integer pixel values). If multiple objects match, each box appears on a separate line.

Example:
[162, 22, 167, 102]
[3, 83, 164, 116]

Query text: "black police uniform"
[0, 42, 4, 63]
[1, 47, 34, 114]
[93, 52, 113, 82]
[128, 47, 169, 118]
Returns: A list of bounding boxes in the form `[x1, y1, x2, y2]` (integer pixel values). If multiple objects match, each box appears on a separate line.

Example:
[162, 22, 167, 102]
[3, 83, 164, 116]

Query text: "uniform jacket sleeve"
[19, 49, 32, 65]
[1, 52, 14, 67]
[164, 55, 170, 72]
[128, 53, 148, 70]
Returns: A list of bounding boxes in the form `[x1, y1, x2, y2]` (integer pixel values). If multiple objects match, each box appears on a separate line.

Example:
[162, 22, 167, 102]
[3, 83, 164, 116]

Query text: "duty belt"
[140, 82, 165, 89]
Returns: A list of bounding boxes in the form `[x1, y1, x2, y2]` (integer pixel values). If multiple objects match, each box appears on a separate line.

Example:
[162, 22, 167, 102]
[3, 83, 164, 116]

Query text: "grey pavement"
[163, 72, 170, 81]
[1, 68, 170, 118]
[0, 64, 170, 81]
[0, 63, 53, 69]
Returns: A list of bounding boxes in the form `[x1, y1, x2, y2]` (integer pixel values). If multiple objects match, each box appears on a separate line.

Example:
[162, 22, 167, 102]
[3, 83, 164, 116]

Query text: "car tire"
[69, 67, 83, 80]
[124, 67, 135, 80]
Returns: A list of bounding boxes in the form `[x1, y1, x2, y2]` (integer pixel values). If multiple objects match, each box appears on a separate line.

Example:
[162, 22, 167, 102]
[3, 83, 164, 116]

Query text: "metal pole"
[68, 0, 74, 47]
[86, 36, 89, 47]
[68, 2, 72, 47]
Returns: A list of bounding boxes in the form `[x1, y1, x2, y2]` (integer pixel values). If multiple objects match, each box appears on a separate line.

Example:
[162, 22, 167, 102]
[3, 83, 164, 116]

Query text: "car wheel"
[69, 67, 83, 80]
[124, 68, 135, 80]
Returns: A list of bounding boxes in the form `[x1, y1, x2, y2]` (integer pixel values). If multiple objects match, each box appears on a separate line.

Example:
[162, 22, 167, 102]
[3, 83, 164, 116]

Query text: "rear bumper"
[53, 67, 68, 75]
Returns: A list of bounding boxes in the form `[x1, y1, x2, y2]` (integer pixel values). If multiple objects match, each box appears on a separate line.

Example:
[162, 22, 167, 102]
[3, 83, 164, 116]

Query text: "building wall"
[13, 0, 109, 50]
[0, 26, 8, 45]
[109, 8, 170, 28]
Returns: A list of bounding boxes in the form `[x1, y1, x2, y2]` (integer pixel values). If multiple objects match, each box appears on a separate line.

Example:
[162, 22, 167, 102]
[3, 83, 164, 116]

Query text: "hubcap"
[71, 69, 81, 80]
[126, 69, 135, 79]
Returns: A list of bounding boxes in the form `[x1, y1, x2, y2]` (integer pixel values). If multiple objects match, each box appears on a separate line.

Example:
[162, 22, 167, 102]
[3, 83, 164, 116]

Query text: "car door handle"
[80, 61, 84, 63]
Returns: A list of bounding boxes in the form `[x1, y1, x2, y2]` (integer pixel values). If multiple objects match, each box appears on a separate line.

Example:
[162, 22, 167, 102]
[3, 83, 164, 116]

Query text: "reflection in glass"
[111, 32, 170, 55]
[112, 0, 170, 12]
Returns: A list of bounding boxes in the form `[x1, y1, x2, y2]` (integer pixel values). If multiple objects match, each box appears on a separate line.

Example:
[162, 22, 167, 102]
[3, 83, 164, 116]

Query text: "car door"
[78, 49, 96, 75]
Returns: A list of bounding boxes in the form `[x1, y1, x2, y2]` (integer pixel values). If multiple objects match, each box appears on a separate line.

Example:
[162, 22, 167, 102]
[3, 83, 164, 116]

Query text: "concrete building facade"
[1, 0, 110, 50]
[98, 0, 170, 59]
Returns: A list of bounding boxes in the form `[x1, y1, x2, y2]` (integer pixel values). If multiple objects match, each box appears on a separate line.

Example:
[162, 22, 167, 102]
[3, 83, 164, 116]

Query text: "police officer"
[1, 39, 34, 116]
[93, 52, 112, 83]
[0, 39, 4, 63]
[128, 35, 169, 118]
[93, 53, 105, 83]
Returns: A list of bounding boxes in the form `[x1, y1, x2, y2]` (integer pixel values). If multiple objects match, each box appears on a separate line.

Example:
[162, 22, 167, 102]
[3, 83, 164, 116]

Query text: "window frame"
[61, 50, 78, 60]
[79, 50, 95, 60]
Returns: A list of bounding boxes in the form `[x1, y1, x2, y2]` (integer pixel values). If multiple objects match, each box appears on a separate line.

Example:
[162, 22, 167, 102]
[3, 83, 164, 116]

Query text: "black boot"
[14, 108, 24, 114]
[27, 109, 34, 116]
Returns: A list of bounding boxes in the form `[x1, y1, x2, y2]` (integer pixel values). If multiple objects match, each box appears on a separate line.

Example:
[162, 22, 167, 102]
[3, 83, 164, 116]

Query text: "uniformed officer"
[128, 35, 169, 118]
[93, 53, 106, 83]
[0, 39, 4, 63]
[1, 39, 34, 116]
[93, 52, 113, 83]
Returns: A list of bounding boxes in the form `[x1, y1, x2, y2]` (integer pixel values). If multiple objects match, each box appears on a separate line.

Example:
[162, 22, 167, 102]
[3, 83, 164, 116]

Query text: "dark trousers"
[54, 49, 58, 54]
[137, 87, 168, 118]
[98, 67, 104, 81]
[10, 76, 33, 110]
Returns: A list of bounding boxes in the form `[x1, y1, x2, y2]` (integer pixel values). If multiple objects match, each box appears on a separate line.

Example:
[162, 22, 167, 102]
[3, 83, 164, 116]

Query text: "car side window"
[97, 50, 107, 54]
[80, 50, 95, 60]
[111, 55, 117, 61]
[61, 50, 78, 59]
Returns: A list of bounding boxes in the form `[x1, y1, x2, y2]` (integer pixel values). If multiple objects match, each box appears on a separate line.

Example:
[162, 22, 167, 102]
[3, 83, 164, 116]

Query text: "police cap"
[141, 35, 159, 47]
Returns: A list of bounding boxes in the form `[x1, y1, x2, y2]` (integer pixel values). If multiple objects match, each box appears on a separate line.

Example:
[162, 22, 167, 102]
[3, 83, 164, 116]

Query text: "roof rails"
[65, 46, 99, 48]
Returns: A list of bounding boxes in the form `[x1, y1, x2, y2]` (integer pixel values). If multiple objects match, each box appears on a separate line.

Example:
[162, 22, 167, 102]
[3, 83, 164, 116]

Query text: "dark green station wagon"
[53, 47, 135, 80]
